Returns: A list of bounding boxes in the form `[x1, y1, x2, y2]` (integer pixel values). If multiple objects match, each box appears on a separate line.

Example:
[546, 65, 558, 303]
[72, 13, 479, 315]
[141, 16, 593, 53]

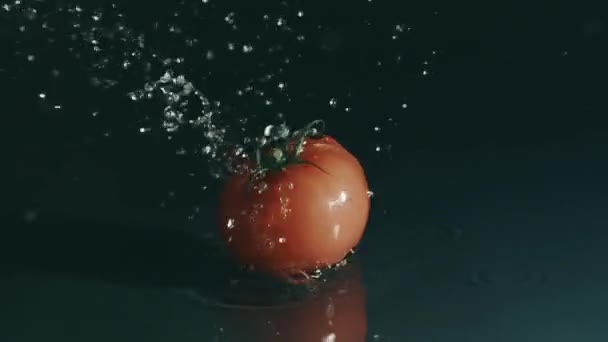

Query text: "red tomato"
[218, 133, 370, 281]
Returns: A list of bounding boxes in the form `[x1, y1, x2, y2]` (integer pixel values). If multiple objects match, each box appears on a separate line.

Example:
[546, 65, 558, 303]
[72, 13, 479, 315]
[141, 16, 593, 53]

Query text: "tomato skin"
[218, 136, 370, 280]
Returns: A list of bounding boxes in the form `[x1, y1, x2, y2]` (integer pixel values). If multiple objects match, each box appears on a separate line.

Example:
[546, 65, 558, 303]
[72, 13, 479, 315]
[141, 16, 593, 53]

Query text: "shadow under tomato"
[216, 263, 368, 342]
[0, 211, 245, 297]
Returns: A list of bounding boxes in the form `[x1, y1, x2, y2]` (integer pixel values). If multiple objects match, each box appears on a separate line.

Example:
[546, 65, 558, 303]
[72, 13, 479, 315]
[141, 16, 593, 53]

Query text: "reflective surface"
[4, 138, 608, 341]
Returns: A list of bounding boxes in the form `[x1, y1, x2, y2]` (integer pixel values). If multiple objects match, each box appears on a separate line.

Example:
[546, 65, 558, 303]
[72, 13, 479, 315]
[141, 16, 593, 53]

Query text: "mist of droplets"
[3, 0, 437, 163]
[3, 0, 307, 177]
[127, 70, 233, 161]
[4, 0, 443, 221]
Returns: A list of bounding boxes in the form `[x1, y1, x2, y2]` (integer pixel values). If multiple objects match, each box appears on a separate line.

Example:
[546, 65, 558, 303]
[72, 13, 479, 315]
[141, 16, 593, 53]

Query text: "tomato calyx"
[247, 120, 328, 186]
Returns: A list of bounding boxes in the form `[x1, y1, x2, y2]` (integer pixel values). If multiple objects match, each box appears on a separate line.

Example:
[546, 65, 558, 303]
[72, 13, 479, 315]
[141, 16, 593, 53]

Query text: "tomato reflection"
[219, 263, 367, 341]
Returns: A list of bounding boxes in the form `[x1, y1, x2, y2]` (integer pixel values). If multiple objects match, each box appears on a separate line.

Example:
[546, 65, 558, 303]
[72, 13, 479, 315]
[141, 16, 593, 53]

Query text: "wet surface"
[5, 137, 608, 341]
[3, 0, 608, 341]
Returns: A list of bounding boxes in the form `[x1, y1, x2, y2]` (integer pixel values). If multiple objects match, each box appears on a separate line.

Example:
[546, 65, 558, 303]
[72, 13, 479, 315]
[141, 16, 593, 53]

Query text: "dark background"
[2, 0, 608, 340]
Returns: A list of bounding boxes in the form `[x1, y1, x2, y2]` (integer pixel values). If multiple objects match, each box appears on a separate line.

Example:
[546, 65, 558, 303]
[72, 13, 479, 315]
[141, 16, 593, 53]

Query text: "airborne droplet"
[256, 181, 268, 194]
[329, 97, 338, 108]
[23, 8, 38, 21]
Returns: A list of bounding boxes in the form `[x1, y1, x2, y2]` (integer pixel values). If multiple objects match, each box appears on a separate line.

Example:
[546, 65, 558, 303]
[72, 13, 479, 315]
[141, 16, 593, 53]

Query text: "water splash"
[4, 0, 437, 221]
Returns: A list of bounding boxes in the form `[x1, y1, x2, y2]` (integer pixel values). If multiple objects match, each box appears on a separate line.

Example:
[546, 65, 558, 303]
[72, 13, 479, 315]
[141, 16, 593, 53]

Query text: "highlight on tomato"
[219, 263, 367, 342]
[217, 120, 370, 282]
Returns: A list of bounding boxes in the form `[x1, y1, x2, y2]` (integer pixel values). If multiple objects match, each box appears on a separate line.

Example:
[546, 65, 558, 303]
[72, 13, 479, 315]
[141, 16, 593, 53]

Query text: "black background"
[2, 0, 608, 340]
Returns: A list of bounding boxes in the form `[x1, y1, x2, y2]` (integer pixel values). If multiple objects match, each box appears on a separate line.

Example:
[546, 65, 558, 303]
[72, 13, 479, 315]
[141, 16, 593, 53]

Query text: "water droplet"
[278, 237, 287, 243]
[329, 98, 338, 108]
[297, 11, 304, 17]
[401, 103, 408, 109]
[375, 146, 381, 152]
[224, 12, 235, 24]
[285, 269, 310, 284]
[373, 126, 380, 132]
[276, 17, 286, 27]
[266, 239, 275, 249]
[257, 182, 268, 194]
[311, 269, 323, 279]
[27, 55, 35, 62]
[38, 93, 46, 99]
[264, 125, 274, 136]
[23, 7, 37, 20]
[53, 104, 62, 110]
[367, 190, 375, 198]
[242, 44, 253, 53]
[322, 333, 336, 342]
[226, 218, 235, 229]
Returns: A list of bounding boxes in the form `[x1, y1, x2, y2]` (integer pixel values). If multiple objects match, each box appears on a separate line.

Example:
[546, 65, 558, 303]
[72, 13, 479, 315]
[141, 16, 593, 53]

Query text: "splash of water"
[127, 69, 240, 176]
[4, 0, 439, 222]
[4, 0, 305, 178]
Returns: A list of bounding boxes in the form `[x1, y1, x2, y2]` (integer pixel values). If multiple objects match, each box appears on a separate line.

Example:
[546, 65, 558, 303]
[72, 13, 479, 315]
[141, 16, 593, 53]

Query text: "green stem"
[293, 120, 325, 156]
[271, 148, 285, 164]
[247, 119, 328, 189]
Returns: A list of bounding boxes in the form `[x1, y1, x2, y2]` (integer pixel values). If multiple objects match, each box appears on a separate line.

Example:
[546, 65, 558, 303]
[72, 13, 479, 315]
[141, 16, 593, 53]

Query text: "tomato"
[217, 125, 370, 281]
